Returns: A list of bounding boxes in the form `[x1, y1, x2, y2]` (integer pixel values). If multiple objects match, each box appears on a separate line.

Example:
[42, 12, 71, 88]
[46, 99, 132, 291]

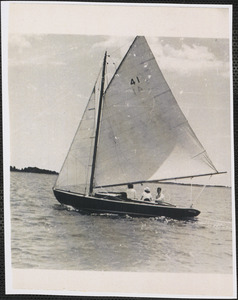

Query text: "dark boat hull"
[53, 189, 200, 220]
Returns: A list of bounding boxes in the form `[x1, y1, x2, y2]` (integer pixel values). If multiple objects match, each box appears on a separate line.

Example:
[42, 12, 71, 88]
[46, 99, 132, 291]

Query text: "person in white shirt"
[141, 187, 153, 202]
[155, 187, 165, 203]
[126, 183, 137, 200]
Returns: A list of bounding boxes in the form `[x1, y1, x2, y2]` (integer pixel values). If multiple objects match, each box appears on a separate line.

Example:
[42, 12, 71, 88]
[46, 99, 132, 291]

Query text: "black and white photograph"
[2, 1, 236, 298]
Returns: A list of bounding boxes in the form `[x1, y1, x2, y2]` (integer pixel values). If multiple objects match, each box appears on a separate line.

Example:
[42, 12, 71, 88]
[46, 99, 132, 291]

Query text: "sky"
[3, 3, 232, 187]
[7, 34, 232, 186]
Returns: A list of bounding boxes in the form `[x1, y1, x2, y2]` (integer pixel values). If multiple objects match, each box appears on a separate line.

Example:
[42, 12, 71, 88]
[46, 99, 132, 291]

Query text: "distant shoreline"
[159, 181, 231, 189]
[10, 166, 58, 175]
[9, 166, 229, 188]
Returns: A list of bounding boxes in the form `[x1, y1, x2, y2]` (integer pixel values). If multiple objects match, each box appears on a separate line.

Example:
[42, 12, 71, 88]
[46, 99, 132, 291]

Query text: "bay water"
[10, 172, 233, 273]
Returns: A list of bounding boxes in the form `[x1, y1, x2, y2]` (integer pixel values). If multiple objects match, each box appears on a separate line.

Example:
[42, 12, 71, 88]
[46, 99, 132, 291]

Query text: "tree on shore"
[10, 166, 58, 175]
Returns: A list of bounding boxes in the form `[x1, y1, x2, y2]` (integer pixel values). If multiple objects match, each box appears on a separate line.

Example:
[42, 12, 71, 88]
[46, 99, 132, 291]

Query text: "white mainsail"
[94, 36, 217, 188]
[55, 36, 219, 195]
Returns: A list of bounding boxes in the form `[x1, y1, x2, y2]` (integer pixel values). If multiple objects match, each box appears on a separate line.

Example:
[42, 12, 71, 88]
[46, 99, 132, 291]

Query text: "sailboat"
[53, 36, 225, 219]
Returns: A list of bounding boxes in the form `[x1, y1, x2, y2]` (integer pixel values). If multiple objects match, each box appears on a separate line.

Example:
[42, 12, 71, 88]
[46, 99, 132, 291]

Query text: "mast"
[89, 51, 107, 195]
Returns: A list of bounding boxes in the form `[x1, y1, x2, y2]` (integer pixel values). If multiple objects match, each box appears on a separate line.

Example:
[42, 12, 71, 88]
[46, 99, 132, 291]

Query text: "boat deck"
[94, 192, 176, 207]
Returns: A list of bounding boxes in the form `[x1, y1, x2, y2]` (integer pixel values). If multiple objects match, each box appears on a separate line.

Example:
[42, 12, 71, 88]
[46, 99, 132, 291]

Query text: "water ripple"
[10, 173, 233, 273]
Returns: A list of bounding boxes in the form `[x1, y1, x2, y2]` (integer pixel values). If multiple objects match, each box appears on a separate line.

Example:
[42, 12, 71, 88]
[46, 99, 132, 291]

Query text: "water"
[10, 172, 233, 273]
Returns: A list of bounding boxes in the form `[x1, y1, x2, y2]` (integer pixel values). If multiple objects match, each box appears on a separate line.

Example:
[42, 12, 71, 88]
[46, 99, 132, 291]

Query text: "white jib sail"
[94, 36, 217, 188]
[55, 81, 100, 194]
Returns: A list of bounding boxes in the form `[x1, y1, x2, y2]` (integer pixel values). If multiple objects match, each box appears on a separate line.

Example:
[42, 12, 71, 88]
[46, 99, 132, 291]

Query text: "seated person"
[126, 183, 137, 200]
[141, 187, 152, 202]
[155, 187, 165, 203]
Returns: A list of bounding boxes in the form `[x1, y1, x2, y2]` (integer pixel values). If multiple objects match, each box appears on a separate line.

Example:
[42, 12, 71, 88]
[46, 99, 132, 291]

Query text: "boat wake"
[155, 216, 199, 225]
[53, 204, 199, 225]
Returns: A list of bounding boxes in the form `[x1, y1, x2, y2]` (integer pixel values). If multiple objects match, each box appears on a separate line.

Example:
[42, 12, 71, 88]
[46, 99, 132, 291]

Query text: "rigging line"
[106, 55, 119, 71]
[191, 150, 218, 172]
[192, 175, 212, 206]
[109, 40, 133, 56]
[105, 61, 114, 92]
[201, 155, 218, 172]
[194, 184, 207, 202]
[106, 62, 110, 87]
[206, 156, 218, 172]
[192, 150, 206, 159]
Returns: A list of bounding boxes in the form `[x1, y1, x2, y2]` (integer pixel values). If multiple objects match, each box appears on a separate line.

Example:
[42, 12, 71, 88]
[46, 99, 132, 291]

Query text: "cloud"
[91, 36, 133, 59]
[9, 34, 32, 49]
[49, 61, 67, 66]
[148, 37, 229, 77]
[8, 34, 67, 67]
[92, 36, 131, 50]
[92, 36, 229, 78]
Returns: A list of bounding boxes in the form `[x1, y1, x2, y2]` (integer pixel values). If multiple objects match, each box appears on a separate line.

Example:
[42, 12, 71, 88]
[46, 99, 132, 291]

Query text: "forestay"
[94, 36, 217, 188]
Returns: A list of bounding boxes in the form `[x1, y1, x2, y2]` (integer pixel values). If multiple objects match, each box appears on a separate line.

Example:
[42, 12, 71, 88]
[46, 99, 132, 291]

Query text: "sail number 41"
[130, 77, 140, 85]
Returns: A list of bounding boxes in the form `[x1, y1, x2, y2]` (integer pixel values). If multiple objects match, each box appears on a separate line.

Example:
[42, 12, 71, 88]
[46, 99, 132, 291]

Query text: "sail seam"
[173, 120, 189, 129]
[154, 89, 171, 99]
[140, 57, 154, 65]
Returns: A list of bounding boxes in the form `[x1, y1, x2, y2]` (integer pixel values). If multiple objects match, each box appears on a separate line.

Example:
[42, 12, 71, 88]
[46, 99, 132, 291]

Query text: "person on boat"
[126, 183, 137, 200]
[141, 187, 153, 202]
[155, 187, 165, 200]
[155, 187, 165, 203]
